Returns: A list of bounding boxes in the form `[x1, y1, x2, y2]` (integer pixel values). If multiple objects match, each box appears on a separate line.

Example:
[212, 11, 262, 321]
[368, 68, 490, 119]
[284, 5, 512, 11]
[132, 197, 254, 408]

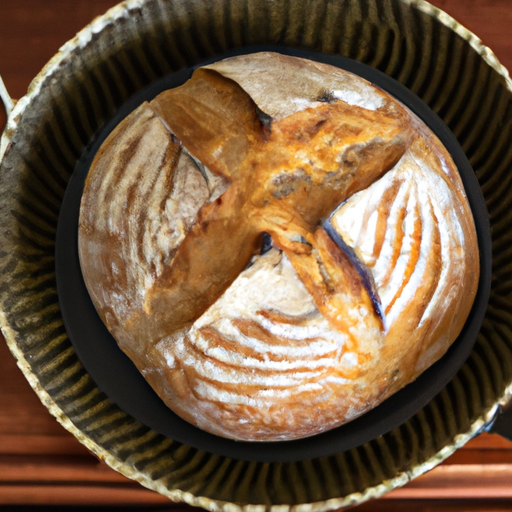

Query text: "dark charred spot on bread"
[317, 90, 338, 103]
[260, 232, 273, 255]
[270, 168, 312, 198]
[341, 148, 360, 168]
[255, 105, 273, 131]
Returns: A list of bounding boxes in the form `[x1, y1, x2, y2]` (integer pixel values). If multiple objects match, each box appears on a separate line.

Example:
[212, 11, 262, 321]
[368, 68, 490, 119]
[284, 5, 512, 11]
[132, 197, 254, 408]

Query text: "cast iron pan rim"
[56, 45, 492, 463]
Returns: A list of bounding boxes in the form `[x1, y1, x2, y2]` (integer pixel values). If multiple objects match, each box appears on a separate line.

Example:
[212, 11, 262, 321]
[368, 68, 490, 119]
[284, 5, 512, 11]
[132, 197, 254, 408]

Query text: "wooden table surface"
[1, 1, 512, 510]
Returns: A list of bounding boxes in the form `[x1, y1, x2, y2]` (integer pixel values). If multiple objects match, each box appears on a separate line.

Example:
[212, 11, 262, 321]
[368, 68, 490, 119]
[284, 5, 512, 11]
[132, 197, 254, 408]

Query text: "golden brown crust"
[78, 52, 479, 442]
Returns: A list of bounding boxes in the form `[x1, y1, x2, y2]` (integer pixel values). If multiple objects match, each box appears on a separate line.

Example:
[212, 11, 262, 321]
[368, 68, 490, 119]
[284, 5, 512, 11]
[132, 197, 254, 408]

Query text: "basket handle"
[486, 403, 512, 441]
[0, 74, 14, 115]
[0, 73, 16, 162]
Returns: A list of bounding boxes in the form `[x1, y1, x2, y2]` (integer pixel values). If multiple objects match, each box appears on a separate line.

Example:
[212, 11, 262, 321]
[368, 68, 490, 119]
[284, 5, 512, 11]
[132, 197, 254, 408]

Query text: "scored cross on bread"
[78, 53, 478, 441]
[148, 67, 411, 346]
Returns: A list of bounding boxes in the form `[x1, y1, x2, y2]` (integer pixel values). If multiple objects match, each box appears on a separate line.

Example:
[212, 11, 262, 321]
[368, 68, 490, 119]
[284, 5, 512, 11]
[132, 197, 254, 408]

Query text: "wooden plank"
[0, 455, 127, 483]
[444, 448, 512, 465]
[456, 432, 512, 450]
[0, 485, 172, 507]
[428, 0, 512, 74]
[356, 499, 512, 512]
[387, 464, 512, 499]
[441, 433, 512, 465]
[0, 459, 510, 506]
[0, 434, 90, 456]
[0, 0, 120, 100]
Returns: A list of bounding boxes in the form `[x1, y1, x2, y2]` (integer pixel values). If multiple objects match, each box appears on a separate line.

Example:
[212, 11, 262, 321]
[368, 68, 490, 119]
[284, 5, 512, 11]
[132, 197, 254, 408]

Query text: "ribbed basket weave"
[1, 0, 511, 509]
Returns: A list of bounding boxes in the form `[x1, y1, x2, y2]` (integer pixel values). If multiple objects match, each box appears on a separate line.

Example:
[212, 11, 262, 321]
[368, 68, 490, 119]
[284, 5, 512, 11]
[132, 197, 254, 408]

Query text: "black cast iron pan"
[55, 46, 492, 463]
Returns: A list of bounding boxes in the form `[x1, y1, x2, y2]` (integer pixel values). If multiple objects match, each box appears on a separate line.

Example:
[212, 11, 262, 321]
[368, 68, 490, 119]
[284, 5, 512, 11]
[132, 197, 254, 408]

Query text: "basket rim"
[0, 0, 510, 510]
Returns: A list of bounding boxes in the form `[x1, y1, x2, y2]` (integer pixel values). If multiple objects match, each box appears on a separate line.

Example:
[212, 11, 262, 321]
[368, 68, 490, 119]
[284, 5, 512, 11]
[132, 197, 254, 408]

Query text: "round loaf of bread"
[78, 52, 479, 442]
